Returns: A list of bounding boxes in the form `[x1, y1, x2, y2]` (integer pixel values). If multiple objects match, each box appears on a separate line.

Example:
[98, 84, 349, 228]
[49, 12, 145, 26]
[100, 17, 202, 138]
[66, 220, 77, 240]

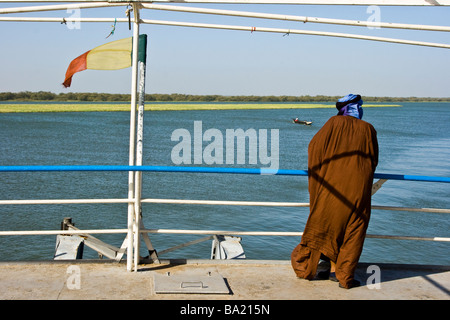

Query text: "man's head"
[336, 94, 363, 119]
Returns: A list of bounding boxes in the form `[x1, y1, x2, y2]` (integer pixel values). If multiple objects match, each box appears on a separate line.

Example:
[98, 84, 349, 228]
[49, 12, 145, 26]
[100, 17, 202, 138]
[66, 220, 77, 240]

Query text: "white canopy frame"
[1, 0, 449, 271]
[2, 2, 448, 32]
[1, 2, 449, 48]
[0, 0, 450, 5]
[2, 3, 450, 33]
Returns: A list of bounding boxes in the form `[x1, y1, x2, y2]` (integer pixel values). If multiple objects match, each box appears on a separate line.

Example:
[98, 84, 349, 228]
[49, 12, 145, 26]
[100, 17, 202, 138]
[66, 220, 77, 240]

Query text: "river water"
[0, 102, 449, 265]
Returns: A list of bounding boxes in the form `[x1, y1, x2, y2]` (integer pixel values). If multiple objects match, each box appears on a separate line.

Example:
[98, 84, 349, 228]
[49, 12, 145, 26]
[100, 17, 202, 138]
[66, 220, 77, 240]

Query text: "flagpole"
[133, 67, 144, 273]
[133, 36, 144, 272]
[127, 2, 140, 272]
[134, 34, 160, 267]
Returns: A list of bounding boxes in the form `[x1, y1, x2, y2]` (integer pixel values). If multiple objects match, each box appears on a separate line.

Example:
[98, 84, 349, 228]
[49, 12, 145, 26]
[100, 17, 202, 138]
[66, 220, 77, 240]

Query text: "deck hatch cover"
[153, 271, 230, 294]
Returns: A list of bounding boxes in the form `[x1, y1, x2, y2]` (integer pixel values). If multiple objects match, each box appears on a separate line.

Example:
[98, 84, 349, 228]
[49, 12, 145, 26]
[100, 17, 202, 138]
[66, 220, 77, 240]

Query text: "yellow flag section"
[63, 37, 133, 88]
[87, 37, 132, 70]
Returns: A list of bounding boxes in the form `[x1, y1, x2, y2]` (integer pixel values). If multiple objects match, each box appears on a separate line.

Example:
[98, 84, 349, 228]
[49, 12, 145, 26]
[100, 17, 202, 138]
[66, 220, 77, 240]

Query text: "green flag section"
[63, 34, 147, 88]
[137, 33, 147, 64]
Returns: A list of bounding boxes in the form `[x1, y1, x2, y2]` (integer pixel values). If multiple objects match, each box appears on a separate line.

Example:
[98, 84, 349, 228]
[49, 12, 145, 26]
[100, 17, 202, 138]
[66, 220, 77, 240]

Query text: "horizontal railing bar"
[0, 165, 305, 175]
[372, 205, 450, 214]
[141, 229, 450, 242]
[374, 173, 450, 183]
[144, 229, 303, 236]
[1, 165, 449, 183]
[141, 198, 310, 207]
[1, 228, 448, 242]
[0, 229, 128, 236]
[0, 199, 131, 205]
[0, 229, 450, 242]
[143, 199, 450, 213]
[364, 234, 450, 242]
[0, 198, 448, 213]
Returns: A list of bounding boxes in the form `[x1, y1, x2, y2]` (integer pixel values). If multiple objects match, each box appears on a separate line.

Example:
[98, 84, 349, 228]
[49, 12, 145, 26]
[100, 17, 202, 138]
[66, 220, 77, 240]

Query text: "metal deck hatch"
[153, 270, 230, 294]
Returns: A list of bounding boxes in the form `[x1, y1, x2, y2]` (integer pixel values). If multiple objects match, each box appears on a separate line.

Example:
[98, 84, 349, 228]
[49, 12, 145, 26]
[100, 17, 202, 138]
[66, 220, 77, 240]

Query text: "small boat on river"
[292, 118, 312, 125]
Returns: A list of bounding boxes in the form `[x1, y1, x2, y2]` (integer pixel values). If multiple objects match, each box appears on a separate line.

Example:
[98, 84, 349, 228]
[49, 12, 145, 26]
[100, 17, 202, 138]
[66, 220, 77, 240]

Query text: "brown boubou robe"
[291, 115, 378, 288]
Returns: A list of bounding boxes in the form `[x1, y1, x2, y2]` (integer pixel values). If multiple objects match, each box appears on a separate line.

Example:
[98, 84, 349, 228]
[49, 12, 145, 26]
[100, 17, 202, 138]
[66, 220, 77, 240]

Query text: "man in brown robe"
[291, 94, 378, 289]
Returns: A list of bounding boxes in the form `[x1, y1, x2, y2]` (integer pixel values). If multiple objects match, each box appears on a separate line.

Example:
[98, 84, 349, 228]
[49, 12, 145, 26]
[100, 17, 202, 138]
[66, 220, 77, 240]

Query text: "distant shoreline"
[0, 103, 402, 113]
[1, 91, 449, 104]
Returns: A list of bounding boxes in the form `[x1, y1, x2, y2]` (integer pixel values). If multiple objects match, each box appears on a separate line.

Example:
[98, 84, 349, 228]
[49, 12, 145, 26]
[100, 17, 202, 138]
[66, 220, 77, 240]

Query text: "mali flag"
[63, 35, 147, 88]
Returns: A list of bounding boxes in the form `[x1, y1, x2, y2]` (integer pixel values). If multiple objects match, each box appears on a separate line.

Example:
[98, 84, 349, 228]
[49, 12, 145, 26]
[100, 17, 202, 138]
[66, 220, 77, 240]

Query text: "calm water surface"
[0, 102, 449, 265]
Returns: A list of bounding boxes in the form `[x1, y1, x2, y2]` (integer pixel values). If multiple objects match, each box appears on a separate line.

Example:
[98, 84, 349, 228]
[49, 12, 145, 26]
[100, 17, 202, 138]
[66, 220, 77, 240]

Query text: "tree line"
[1, 91, 449, 103]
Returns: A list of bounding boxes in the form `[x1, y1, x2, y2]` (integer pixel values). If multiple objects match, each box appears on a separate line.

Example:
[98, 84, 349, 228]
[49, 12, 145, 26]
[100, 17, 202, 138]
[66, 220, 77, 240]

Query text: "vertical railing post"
[127, 3, 141, 272]
[134, 57, 146, 272]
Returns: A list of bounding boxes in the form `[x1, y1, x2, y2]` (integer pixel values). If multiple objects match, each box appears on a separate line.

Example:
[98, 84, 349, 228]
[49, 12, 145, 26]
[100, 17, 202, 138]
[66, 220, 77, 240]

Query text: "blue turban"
[336, 94, 363, 119]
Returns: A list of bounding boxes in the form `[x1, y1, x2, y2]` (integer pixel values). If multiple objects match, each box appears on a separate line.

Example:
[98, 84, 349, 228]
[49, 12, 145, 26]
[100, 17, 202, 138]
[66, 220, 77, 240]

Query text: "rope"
[106, 18, 116, 38]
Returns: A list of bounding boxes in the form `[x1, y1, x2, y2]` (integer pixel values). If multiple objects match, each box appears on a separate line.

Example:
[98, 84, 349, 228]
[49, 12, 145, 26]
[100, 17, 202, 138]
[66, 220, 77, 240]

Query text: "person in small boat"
[291, 94, 379, 289]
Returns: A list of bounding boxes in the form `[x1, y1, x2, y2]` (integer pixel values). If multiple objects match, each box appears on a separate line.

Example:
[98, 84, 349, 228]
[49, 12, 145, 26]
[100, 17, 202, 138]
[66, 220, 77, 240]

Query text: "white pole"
[141, 3, 450, 32]
[140, 18, 450, 49]
[2, 13, 450, 33]
[3, 4, 450, 32]
[140, 228, 450, 242]
[0, 17, 127, 23]
[133, 60, 145, 272]
[0, 229, 448, 242]
[127, 3, 141, 272]
[0, 2, 123, 14]
[0, 198, 448, 213]
[0, 0, 449, 6]
[141, 199, 311, 207]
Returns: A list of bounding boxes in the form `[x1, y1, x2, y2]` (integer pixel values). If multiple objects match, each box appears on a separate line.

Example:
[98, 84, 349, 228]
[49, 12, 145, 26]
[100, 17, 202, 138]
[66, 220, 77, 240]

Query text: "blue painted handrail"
[0, 165, 449, 183]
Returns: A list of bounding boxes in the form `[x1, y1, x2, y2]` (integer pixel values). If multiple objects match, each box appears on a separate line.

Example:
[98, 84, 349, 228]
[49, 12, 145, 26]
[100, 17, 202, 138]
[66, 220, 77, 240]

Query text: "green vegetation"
[3, 91, 449, 112]
[0, 103, 400, 113]
[145, 103, 400, 111]
[0, 104, 129, 113]
[1, 91, 449, 103]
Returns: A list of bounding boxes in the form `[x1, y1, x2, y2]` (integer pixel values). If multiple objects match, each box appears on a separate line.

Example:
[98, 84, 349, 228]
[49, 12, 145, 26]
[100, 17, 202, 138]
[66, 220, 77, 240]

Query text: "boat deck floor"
[0, 260, 448, 300]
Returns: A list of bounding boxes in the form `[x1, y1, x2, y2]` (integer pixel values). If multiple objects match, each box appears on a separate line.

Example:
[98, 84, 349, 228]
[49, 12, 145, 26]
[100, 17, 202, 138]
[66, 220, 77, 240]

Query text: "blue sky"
[0, 3, 449, 97]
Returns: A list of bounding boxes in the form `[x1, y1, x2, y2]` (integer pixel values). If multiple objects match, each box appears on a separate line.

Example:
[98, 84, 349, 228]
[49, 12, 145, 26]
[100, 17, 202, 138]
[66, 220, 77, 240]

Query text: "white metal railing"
[1, 197, 448, 213]
[0, 200, 449, 240]
[1, 1, 450, 272]
[1, 167, 449, 246]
